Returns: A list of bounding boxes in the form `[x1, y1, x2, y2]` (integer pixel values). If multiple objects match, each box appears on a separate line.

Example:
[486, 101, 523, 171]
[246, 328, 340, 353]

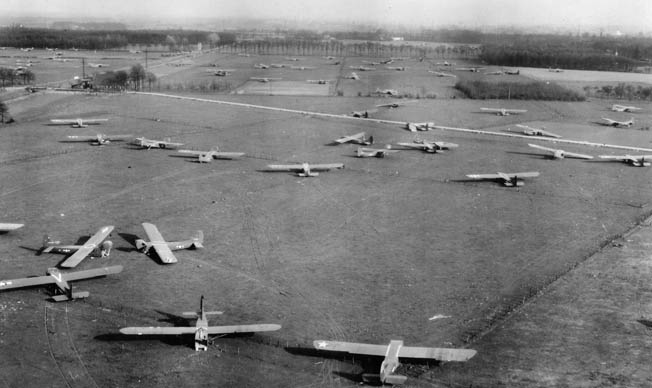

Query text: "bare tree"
[21, 68, 35, 84]
[0, 68, 10, 86]
[129, 64, 146, 90]
[0, 100, 8, 123]
[146, 72, 157, 92]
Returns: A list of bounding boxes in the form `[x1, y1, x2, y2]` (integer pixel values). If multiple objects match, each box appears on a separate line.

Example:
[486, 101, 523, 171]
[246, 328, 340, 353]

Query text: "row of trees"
[0, 67, 35, 86]
[585, 83, 652, 101]
[0, 26, 218, 51]
[0, 100, 8, 123]
[96, 64, 156, 91]
[479, 33, 652, 72]
[455, 80, 585, 101]
[219, 40, 479, 59]
[324, 28, 652, 58]
[480, 46, 641, 72]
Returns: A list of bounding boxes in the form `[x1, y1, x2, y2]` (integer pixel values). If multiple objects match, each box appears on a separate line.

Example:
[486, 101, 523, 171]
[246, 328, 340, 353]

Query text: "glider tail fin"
[191, 231, 204, 248]
[42, 234, 57, 252]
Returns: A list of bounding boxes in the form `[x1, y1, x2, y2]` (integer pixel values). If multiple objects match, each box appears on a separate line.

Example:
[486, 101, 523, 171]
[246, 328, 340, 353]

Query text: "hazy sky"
[2, 0, 651, 31]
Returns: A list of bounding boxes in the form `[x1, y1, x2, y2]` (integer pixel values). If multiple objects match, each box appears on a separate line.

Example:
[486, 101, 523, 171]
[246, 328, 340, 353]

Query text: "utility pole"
[145, 49, 148, 72]
[82, 57, 85, 79]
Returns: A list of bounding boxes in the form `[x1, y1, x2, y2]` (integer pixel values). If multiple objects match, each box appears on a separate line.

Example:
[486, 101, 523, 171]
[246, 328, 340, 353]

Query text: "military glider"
[177, 147, 245, 163]
[514, 124, 561, 138]
[0, 223, 23, 232]
[350, 110, 370, 118]
[376, 100, 416, 109]
[290, 66, 315, 70]
[0, 265, 123, 302]
[120, 296, 281, 351]
[385, 66, 407, 71]
[134, 137, 184, 149]
[398, 140, 458, 153]
[65, 133, 133, 145]
[600, 117, 634, 127]
[50, 118, 108, 128]
[250, 77, 282, 83]
[334, 132, 374, 145]
[208, 69, 235, 76]
[356, 147, 398, 158]
[375, 88, 399, 96]
[253, 63, 269, 69]
[611, 104, 642, 113]
[43, 225, 114, 268]
[266, 163, 344, 177]
[405, 122, 436, 132]
[349, 66, 375, 71]
[345, 72, 360, 80]
[527, 144, 593, 160]
[466, 171, 540, 187]
[455, 67, 485, 72]
[598, 154, 652, 167]
[481, 108, 527, 116]
[135, 223, 204, 264]
[313, 339, 476, 385]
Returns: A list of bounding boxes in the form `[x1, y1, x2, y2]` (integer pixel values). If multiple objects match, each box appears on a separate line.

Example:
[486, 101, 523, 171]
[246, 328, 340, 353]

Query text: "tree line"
[219, 39, 479, 59]
[480, 46, 641, 72]
[584, 83, 652, 101]
[479, 33, 652, 72]
[95, 64, 156, 91]
[455, 80, 585, 101]
[0, 67, 35, 86]
[0, 26, 227, 50]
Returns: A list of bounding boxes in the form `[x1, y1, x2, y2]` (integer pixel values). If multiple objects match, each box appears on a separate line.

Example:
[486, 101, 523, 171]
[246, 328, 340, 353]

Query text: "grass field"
[1, 49, 652, 387]
[520, 67, 652, 84]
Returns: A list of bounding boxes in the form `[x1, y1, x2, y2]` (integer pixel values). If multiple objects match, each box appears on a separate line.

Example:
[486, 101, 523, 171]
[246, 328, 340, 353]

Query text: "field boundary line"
[465, 210, 652, 346]
[129, 91, 652, 152]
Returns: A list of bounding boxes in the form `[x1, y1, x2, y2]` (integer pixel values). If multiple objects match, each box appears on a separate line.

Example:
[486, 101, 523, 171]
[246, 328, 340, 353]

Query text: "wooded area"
[455, 80, 585, 101]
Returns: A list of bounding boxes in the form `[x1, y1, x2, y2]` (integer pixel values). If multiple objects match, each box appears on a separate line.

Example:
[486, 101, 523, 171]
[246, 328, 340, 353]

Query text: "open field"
[0, 47, 197, 87]
[128, 52, 468, 98]
[1, 50, 652, 387]
[520, 67, 652, 84]
[236, 80, 331, 96]
[437, 215, 652, 387]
